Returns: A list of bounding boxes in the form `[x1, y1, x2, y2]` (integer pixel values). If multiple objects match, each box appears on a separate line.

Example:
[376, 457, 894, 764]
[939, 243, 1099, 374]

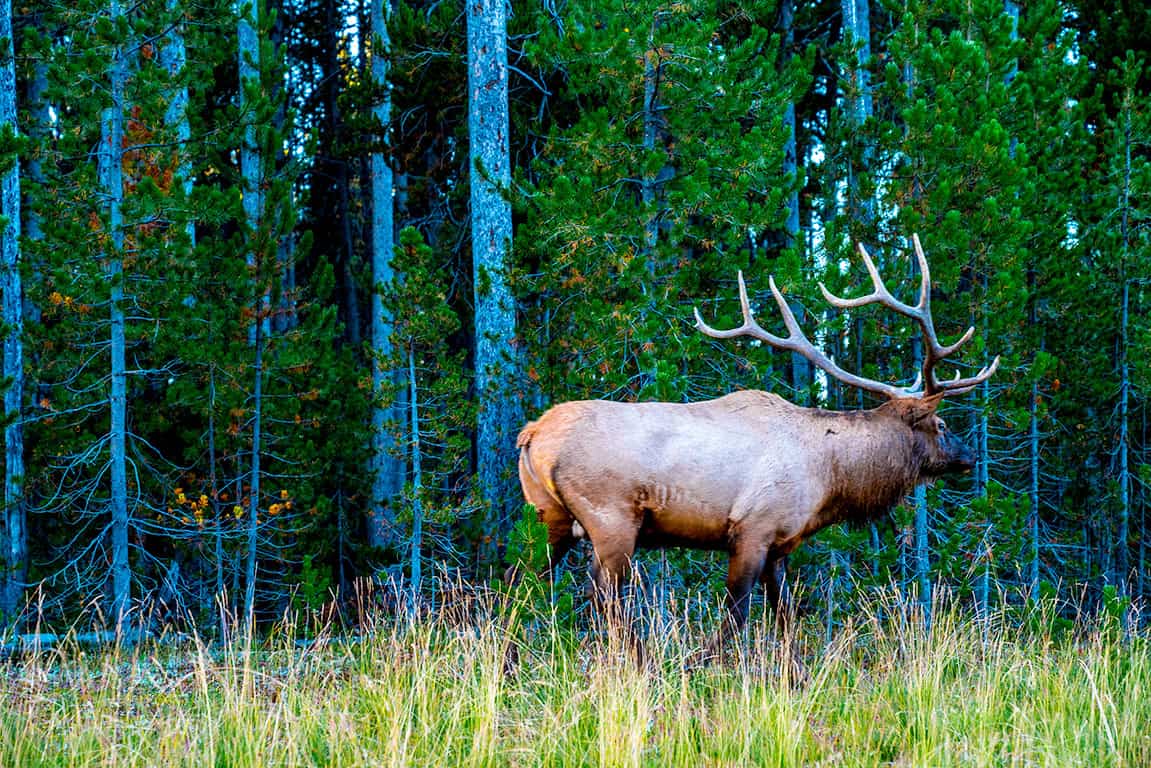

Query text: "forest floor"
[0, 589, 1147, 767]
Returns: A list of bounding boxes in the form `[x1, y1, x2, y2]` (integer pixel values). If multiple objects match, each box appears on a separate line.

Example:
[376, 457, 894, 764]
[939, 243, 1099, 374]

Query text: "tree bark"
[368, 0, 404, 553]
[467, 0, 520, 562]
[100, 0, 131, 636]
[0, 0, 25, 627]
[160, 0, 193, 246]
[841, 0, 874, 224]
[238, 0, 264, 632]
[780, 0, 800, 249]
[408, 344, 422, 610]
[640, 13, 663, 266]
[1116, 79, 1131, 601]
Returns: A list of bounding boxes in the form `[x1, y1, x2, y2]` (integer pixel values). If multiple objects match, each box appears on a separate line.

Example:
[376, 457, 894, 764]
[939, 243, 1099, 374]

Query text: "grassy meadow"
[0, 590, 1147, 767]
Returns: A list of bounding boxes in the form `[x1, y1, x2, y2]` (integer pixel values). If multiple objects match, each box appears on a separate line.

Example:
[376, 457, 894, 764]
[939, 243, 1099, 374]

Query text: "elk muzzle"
[939, 429, 976, 474]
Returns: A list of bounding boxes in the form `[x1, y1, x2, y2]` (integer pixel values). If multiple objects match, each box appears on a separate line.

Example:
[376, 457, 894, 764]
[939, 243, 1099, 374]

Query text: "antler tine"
[694, 271, 788, 346]
[910, 233, 932, 311]
[696, 271, 908, 400]
[907, 234, 991, 395]
[814, 233, 999, 399]
[819, 242, 921, 318]
[932, 355, 1001, 396]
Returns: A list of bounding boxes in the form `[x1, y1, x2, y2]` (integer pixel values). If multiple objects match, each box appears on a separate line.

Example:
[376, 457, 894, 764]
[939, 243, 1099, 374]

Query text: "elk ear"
[904, 393, 945, 426]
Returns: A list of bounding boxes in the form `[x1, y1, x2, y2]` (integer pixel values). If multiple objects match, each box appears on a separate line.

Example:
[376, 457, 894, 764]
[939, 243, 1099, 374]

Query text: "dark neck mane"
[815, 409, 923, 527]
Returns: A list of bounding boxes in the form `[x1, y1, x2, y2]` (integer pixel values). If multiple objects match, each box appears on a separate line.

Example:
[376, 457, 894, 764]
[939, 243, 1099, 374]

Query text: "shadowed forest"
[0, 0, 1148, 646]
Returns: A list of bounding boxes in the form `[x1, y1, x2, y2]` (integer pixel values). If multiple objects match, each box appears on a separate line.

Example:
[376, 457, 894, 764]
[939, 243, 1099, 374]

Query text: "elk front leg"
[704, 545, 767, 660]
[762, 554, 805, 683]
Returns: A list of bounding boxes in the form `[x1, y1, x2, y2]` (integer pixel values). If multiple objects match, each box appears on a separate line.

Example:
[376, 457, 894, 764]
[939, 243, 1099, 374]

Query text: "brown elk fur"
[517, 389, 972, 644]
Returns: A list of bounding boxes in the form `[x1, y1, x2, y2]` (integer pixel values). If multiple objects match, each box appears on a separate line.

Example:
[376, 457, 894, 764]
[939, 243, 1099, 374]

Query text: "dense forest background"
[0, 0, 1147, 636]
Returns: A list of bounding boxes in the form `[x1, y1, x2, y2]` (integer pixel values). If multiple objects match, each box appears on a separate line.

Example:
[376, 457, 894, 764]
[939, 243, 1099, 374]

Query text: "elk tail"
[517, 423, 565, 510]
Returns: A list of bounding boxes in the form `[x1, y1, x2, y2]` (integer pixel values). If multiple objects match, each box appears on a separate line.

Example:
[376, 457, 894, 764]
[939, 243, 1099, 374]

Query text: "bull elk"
[516, 234, 999, 649]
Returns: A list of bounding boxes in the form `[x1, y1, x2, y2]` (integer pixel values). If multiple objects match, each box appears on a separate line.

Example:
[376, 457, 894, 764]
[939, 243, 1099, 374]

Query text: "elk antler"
[694, 234, 1000, 400]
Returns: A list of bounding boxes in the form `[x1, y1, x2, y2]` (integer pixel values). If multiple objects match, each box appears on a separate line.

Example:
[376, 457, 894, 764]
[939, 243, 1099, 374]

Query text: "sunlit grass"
[1, 590, 1148, 767]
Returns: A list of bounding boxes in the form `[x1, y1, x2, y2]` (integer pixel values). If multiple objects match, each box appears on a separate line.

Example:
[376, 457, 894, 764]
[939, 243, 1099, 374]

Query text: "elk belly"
[634, 485, 731, 551]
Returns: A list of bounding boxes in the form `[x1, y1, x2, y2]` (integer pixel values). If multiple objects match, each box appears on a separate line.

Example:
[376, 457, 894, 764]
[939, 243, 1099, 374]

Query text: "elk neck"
[812, 406, 924, 528]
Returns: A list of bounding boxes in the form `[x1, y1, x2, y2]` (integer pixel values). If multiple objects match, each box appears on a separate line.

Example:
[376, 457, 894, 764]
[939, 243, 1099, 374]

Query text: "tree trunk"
[101, 0, 131, 636]
[160, 0, 193, 246]
[408, 345, 422, 610]
[780, 0, 800, 249]
[20, 27, 45, 348]
[1139, 408, 1146, 608]
[239, 0, 264, 339]
[841, 0, 873, 224]
[0, 0, 25, 627]
[237, 0, 263, 632]
[1028, 372, 1041, 599]
[368, 0, 404, 553]
[243, 317, 264, 632]
[467, 0, 520, 563]
[640, 13, 664, 267]
[208, 367, 226, 628]
[1116, 83, 1131, 602]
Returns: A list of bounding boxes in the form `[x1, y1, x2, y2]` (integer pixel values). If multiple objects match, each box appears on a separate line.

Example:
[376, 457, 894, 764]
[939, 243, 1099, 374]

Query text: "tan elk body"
[517, 235, 999, 641]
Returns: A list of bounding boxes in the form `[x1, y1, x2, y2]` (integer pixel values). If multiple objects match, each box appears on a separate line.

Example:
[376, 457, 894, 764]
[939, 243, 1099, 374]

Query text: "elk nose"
[945, 432, 975, 471]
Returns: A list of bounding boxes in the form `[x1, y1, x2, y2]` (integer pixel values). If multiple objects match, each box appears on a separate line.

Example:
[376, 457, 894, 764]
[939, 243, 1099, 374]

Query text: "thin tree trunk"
[21, 32, 45, 345]
[408, 345, 422, 610]
[208, 367, 226, 628]
[1116, 83, 1131, 601]
[1139, 408, 1146, 609]
[237, 0, 263, 632]
[779, 0, 809, 401]
[911, 294, 930, 621]
[641, 13, 662, 266]
[100, 0, 131, 636]
[160, 0, 193, 246]
[368, 0, 403, 553]
[841, 0, 873, 224]
[244, 316, 264, 632]
[780, 0, 800, 250]
[238, 0, 264, 340]
[637, 12, 669, 393]
[899, 17, 928, 624]
[467, 0, 520, 562]
[1029, 373, 1041, 599]
[781, 0, 808, 421]
[0, 0, 24, 627]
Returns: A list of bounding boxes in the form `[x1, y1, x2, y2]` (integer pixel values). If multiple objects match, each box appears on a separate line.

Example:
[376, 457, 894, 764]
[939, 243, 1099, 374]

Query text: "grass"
[1, 590, 1148, 767]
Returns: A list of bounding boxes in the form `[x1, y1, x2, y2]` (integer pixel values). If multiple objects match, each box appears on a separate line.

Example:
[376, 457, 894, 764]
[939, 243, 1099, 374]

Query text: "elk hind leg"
[510, 459, 579, 584]
[588, 532, 645, 663]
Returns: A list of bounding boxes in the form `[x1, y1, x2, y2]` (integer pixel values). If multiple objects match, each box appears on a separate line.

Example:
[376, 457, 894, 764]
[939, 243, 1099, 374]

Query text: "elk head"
[694, 234, 999, 482]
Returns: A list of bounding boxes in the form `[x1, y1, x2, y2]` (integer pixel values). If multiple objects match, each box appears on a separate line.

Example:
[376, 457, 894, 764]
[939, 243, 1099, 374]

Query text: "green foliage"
[1099, 584, 1132, 637]
[5, 0, 1151, 629]
[1019, 579, 1075, 638]
[518, 0, 808, 406]
[497, 505, 578, 642]
[504, 504, 550, 577]
[292, 553, 333, 616]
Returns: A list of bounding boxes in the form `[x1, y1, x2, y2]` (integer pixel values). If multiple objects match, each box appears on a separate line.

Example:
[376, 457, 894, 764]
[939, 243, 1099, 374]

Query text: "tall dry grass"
[0, 587, 1147, 767]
